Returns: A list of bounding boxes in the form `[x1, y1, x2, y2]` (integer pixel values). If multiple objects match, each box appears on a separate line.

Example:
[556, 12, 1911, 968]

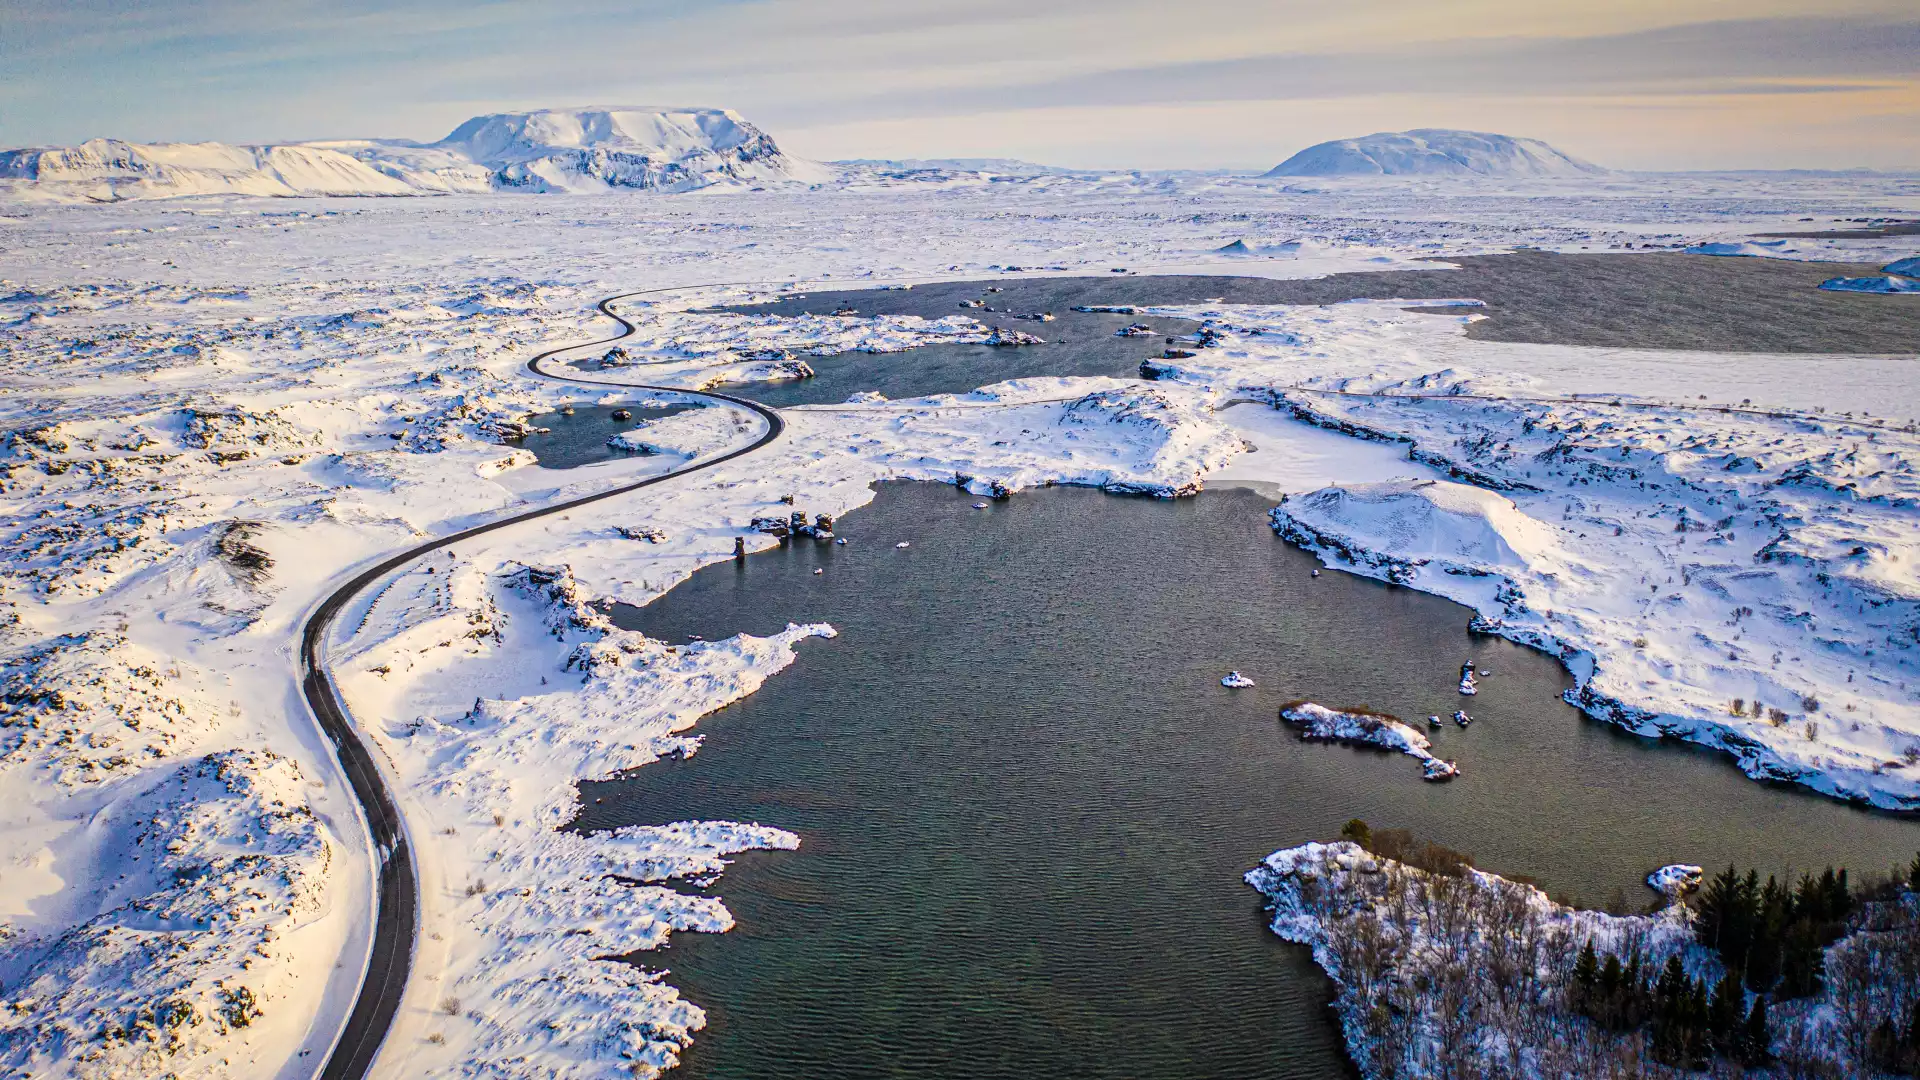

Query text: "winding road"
[302, 285, 783, 1080]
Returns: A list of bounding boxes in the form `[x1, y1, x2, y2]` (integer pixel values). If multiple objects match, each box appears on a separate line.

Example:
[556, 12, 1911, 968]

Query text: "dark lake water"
[707, 290, 1190, 408]
[575, 482, 1920, 1080]
[508, 401, 692, 469]
[725, 253, 1920, 357]
[550, 264, 1920, 1077]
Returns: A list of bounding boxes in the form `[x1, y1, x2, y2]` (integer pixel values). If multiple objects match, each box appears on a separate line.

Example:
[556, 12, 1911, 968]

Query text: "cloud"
[0, 1, 1913, 168]
[776, 15, 1920, 122]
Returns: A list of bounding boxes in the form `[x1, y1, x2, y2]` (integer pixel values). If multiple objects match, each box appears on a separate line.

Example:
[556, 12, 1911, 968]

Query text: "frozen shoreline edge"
[1269, 501, 1920, 812]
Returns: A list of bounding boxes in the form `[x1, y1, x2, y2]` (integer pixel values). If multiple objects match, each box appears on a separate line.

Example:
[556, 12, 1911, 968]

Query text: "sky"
[3, 0, 1917, 171]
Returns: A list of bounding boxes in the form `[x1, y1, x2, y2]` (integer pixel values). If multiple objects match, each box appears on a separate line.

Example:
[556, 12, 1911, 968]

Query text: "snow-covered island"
[1280, 702, 1459, 782]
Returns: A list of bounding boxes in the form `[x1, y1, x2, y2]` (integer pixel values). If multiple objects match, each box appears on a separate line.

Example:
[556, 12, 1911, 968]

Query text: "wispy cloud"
[0, 1, 1914, 169]
[776, 15, 1919, 119]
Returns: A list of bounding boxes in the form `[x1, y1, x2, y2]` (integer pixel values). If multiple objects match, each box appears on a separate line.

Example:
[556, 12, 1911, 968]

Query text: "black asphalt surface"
[305, 286, 784, 1080]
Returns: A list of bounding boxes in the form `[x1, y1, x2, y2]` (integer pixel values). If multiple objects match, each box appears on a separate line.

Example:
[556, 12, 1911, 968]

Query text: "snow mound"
[1273, 478, 1565, 583]
[1053, 385, 1251, 496]
[607, 406, 758, 459]
[0, 631, 230, 784]
[1264, 129, 1606, 178]
[0, 749, 334, 1077]
[1683, 240, 1795, 257]
[1647, 864, 1705, 897]
[1819, 275, 1920, 294]
[1217, 238, 1321, 257]
[1282, 701, 1430, 754]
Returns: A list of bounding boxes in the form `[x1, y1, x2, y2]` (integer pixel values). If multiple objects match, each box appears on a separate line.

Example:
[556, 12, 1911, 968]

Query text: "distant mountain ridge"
[0, 107, 828, 201]
[836, 157, 1086, 176]
[1266, 129, 1607, 178]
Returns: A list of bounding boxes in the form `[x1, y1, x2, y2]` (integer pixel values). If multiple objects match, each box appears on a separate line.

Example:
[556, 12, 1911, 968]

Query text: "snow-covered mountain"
[1265, 129, 1607, 178]
[418, 106, 830, 192]
[0, 107, 830, 201]
[0, 139, 424, 200]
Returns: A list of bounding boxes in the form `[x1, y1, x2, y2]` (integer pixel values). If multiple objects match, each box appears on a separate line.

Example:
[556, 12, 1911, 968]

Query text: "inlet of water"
[559, 265, 1920, 1077]
[508, 401, 693, 469]
[576, 482, 1918, 1080]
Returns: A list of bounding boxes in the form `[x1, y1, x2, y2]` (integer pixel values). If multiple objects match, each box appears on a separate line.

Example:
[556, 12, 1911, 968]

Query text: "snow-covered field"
[1, 170, 1917, 1078]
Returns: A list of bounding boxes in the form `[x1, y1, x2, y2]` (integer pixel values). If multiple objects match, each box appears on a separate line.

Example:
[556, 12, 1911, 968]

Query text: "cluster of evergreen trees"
[1570, 943, 1770, 1068]
[1567, 863, 1869, 1071]
[1693, 864, 1853, 996]
[1328, 821, 1920, 1076]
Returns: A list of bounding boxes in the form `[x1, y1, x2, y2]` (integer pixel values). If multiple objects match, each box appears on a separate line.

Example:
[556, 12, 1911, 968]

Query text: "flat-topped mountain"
[1266, 129, 1607, 178]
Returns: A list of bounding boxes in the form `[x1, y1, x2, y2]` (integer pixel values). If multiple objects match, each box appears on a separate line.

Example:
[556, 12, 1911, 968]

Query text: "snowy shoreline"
[1246, 837, 1920, 1077]
[3, 173, 1919, 1078]
[1135, 297, 1920, 811]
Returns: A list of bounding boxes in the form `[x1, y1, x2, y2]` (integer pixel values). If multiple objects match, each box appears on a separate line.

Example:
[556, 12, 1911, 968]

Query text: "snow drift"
[1265, 129, 1607, 178]
[1272, 478, 1568, 583]
[1819, 275, 1920, 294]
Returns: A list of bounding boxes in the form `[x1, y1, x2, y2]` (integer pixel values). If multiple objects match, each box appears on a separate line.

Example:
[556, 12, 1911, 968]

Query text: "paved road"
[305, 285, 783, 1080]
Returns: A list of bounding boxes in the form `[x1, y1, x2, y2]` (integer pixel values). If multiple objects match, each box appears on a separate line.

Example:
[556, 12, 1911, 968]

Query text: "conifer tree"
[1572, 939, 1599, 1011]
[1746, 876, 1788, 991]
[1598, 952, 1625, 1029]
[1777, 919, 1825, 998]
[1706, 969, 1743, 1049]
[1739, 996, 1772, 1066]
[1651, 956, 1689, 1065]
[1696, 865, 1739, 951]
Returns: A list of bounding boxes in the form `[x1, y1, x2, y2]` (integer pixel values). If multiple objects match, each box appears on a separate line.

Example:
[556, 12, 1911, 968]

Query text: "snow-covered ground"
[1131, 297, 1920, 806]
[1247, 840, 1702, 1076]
[586, 305, 1044, 390]
[0, 171, 1917, 1078]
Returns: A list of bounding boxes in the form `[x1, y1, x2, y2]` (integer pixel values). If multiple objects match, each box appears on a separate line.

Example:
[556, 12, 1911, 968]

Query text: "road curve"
[305, 284, 783, 1080]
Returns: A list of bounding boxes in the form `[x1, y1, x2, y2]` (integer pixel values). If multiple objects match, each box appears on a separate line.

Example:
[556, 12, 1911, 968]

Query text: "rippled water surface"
[715, 296, 1189, 408]
[578, 482, 1919, 1080]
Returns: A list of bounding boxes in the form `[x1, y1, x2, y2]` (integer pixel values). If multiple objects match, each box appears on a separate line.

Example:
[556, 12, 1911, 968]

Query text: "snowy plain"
[0, 169, 1917, 1078]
